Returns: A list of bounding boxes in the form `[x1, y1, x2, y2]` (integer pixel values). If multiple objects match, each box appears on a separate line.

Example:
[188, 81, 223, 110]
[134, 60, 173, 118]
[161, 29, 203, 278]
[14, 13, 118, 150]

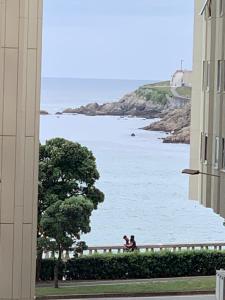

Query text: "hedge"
[40, 250, 225, 281]
[40, 259, 64, 281]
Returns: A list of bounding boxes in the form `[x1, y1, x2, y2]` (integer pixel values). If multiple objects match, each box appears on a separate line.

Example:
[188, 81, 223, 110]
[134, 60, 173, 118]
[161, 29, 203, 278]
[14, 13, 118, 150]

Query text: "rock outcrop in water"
[40, 110, 49, 115]
[143, 103, 191, 144]
[63, 93, 167, 118]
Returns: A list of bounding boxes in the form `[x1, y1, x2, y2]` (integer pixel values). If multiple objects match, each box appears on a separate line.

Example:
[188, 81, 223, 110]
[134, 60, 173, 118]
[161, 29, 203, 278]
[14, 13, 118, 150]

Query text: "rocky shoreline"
[63, 93, 168, 119]
[143, 103, 190, 144]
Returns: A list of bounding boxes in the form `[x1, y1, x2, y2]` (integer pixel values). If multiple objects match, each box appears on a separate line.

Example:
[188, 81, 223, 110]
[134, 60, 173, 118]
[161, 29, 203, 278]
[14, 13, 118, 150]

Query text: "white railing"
[42, 242, 225, 260]
[216, 269, 225, 300]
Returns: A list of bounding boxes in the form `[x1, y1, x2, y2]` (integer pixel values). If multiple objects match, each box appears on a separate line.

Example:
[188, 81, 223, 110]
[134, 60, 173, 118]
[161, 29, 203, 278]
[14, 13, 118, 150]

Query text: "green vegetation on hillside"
[135, 81, 172, 105]
[176, 86, 192, 98]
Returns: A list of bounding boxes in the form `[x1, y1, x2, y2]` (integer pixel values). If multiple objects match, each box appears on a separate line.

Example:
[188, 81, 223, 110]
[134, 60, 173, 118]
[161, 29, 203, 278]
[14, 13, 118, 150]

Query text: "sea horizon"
[41, 77, 158, 113]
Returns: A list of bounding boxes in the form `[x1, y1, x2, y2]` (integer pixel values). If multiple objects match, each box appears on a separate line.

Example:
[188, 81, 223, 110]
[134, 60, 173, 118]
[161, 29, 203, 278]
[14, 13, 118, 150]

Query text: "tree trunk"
[36, 249, 43, 282]
[54, 248, 62, 288]
[54, 262, 59, 288]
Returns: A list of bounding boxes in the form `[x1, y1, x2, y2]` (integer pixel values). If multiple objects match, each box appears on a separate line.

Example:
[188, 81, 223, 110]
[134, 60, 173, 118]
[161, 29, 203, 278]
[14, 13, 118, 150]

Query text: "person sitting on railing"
[129, 235, 137, 251]
[123, 235, 129, 249]
[123, 235, 137, 252]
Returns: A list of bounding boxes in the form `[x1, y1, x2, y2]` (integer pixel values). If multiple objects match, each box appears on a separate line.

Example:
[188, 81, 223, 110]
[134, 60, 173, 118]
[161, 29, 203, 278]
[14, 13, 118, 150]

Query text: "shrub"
[40, 259, 65, 281]
[40, 250, 225, 281]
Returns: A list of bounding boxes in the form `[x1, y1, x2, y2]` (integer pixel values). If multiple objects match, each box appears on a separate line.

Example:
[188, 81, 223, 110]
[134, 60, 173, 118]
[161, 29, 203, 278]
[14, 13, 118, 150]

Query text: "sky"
[42, 0, 194, 81]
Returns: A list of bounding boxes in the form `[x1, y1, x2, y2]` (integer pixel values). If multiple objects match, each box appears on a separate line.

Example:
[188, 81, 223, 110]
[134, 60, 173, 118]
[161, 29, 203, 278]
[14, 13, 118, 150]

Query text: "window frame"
[206, 61, 210, 91]
[202, 61, 210, 91]
[214, 136, 220, 169]
[207, 0, 212, 18]
[204, 134, 208, 163]
[222, 138, 225, 169]
[217, 60, 222, 92]
[219, 0, 223, 16]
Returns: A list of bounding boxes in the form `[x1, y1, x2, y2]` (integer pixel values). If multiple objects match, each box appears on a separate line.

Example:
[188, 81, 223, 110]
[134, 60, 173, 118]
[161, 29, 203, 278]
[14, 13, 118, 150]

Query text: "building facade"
[171, 70, 192, 87]
[0, 1, 43, 299]
[190, 0, 225, 217]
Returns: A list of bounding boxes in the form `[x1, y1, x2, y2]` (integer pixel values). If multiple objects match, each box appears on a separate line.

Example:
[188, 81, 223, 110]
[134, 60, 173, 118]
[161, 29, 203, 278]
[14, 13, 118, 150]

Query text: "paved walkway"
[170, 87, 190, 100]
[64, 296, 216, 300]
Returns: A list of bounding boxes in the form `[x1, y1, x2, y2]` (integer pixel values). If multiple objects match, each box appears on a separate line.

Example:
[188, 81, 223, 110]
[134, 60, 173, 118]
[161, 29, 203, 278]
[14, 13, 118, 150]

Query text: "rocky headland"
[61, 81, 191, 144]
[63, 96, 167, 119]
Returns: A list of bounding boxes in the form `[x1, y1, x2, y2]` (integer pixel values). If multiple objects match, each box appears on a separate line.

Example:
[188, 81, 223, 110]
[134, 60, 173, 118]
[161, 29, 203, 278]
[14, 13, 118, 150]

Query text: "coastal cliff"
[63, 81, 172, 118]
[143, 103, 191, 144]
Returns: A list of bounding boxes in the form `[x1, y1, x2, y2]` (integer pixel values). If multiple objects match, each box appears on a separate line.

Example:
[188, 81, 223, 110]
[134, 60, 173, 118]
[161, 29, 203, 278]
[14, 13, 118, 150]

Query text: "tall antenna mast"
[181, 59, 184, 71]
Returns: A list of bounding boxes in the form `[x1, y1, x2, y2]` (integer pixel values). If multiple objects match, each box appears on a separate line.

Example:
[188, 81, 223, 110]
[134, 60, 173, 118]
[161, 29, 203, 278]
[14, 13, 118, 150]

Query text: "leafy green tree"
[41, 196, 93, 288]
[37, 138, 104, 283]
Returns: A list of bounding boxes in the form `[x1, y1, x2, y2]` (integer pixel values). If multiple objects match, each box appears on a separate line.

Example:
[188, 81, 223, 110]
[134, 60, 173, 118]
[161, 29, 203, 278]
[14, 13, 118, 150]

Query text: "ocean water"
[41, 77, 151, 113]
[40, 78, 225, 246]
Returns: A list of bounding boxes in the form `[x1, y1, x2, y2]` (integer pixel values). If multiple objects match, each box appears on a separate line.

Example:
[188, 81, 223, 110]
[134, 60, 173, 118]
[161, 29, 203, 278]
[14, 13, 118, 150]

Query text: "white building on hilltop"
[171, 70, 193, 87]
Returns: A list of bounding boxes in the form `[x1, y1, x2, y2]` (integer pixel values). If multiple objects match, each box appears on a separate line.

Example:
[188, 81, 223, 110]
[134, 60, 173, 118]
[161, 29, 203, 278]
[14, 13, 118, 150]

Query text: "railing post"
[216, 269, 225, 300]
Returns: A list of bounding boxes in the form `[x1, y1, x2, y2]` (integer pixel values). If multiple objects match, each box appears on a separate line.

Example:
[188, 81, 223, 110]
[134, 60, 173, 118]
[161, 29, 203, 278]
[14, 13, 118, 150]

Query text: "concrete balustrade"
[42, 242, 225, 260]
[216, 270, 225, 300]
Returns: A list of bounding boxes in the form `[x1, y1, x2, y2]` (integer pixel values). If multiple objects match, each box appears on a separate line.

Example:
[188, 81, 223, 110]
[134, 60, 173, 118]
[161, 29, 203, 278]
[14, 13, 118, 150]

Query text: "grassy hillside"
[175, 86, 192, 98]
[135, 81, 172, 105]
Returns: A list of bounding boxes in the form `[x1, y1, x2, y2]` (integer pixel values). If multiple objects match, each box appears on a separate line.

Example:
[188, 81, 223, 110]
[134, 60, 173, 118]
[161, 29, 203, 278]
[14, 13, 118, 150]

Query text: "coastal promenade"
[42, 242, 225, 259]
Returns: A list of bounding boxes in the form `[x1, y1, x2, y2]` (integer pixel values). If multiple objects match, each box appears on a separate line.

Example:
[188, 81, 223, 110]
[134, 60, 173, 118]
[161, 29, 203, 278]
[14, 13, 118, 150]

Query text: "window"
[219, 0, 223, 15]
[200, 0, 213, 18]
[207, 62, 210, 90]
[200, 132, 204, 162]
[203, 61, 206, 90]
[214, 137, 220, 169]
[222, 138, 225, 169]
[207, 0, 212, 18]
[224, 60, 225, 91]
[204, 134, 208, 163]
[217, 60, 222, 92]
[203, 61, 210, 90]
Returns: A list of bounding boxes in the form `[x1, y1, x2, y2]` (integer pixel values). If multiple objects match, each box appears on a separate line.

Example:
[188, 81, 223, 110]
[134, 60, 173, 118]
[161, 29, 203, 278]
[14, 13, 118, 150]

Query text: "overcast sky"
[42, 0, 194, 80]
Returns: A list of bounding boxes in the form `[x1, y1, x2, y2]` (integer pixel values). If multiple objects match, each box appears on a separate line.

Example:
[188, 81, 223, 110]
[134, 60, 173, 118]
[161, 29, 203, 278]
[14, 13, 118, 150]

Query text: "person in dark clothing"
[123, 235, 129, 249]
[129, 235, 137, 251]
